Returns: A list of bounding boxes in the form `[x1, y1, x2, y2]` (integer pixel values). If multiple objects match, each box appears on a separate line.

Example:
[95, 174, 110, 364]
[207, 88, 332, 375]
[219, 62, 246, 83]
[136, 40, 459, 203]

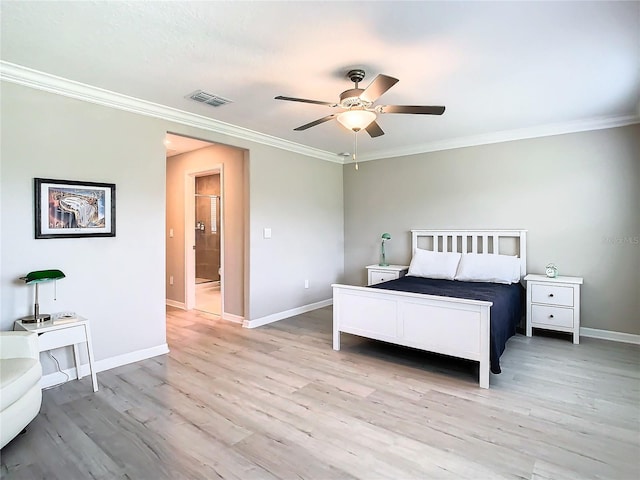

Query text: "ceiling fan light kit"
[275, 69, 445, 137]
[337, 109, 377, 131]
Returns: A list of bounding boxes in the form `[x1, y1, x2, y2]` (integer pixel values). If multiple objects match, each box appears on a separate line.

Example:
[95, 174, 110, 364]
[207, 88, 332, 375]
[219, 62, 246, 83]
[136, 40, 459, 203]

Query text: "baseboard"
[166, 299, 186, 309]
[243, 298, 333, 329]
[580, 327, 640, 345]
[40, 343, 170, 389]
[41, 368, 81, 389]
[222, 312, 244, 324]
[94, 343, 170, 371]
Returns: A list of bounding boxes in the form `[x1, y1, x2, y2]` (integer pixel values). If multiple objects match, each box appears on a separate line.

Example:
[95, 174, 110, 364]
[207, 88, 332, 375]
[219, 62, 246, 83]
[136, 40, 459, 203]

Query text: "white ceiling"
[1, 1, 639, 160]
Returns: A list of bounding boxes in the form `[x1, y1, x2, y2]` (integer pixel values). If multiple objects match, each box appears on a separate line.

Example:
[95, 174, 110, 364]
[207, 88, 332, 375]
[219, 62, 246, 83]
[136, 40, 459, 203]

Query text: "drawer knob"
[549, 314, 554, 318]
[549, 293, 554, 297]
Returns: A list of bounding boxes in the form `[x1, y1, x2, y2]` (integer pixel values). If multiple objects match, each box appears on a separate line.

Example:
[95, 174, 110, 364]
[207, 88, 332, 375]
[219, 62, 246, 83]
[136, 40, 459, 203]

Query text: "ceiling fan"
[275, 69, 445, 138]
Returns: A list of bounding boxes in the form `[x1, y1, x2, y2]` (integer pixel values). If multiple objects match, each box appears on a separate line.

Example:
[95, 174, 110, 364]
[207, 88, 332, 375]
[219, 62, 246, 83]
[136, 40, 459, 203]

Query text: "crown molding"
[2, 61, 638, 166]
[0, 61, 342, 163]
[352, 114, 640, 163]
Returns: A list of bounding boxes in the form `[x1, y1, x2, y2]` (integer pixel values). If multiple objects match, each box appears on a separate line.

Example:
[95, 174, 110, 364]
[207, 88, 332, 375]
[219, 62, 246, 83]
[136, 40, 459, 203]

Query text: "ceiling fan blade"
[275, 96, 337, 107]
[360, 74, 399, 103]
[293, 114, 338, 131]
[365, 121, 385, 138]
[380, 105, 446, 115]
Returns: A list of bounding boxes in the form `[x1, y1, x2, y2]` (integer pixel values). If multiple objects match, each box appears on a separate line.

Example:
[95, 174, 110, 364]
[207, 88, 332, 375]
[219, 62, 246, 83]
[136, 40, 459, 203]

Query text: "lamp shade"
[20, 269, 66, 323]
[337, 110, 376, 131]
[381, 233, 391, 240]
[22, 269, 65, 284]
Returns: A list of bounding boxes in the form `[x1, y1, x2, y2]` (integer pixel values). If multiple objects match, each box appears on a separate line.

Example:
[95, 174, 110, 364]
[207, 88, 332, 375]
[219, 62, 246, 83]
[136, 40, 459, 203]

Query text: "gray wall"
[344, 125, 639, 335]
[248, 144, 345, 319]
[0, 82, 168, 373]
[0, 81, 345, 375]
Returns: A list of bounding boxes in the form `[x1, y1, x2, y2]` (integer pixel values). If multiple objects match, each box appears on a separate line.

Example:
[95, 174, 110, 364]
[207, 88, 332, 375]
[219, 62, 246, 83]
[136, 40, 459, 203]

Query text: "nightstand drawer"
[531, 305, 573, 328]
[366, 265, 408, 286]
[38, 325, 86, 351]
[370, 271, 397, 285]
[531, 284, 573, 307]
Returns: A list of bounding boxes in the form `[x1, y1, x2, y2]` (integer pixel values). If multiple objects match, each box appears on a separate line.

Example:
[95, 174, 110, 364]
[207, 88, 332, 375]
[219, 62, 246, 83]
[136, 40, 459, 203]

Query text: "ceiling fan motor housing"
[340, 88, 372, 108]
[347, 69, 366, 84]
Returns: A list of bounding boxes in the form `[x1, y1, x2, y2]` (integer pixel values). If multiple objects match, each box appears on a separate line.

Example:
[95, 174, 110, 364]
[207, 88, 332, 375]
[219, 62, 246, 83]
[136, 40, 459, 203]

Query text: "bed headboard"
[411, 229, 527, 278]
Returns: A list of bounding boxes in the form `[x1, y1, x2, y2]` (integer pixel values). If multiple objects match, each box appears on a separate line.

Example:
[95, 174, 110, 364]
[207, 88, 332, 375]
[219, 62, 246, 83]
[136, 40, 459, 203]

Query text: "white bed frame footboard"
[332, 229, 527, 389]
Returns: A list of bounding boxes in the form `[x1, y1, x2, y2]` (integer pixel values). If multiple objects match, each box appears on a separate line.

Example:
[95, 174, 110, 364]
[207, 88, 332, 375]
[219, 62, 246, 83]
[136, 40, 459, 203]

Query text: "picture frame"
[34, 178, 116, 239]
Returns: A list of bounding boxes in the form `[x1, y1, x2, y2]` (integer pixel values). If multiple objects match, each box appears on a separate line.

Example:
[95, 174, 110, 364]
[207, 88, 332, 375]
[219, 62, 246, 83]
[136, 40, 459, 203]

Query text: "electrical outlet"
[304, 279, 309, 289]
[169, 275, 174, 285]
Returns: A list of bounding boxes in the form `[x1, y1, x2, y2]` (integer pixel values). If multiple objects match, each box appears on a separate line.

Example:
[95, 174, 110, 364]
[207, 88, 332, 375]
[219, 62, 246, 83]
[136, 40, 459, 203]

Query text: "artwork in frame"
[34, 178, 116, 239]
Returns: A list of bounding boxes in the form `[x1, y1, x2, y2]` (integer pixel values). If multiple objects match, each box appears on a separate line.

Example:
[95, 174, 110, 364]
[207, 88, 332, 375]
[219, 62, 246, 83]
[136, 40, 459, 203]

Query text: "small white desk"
[14, 315, 98, 392]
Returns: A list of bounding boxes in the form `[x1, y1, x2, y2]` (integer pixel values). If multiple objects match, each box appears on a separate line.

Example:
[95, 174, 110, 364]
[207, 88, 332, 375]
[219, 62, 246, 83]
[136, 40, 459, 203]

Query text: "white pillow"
[407, 249, 462, 280]
[454, 253, 521, 284]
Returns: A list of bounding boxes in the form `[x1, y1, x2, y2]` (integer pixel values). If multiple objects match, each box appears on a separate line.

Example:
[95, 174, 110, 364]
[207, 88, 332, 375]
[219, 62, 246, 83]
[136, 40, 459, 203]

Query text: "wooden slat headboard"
[411, 229, 528, 278]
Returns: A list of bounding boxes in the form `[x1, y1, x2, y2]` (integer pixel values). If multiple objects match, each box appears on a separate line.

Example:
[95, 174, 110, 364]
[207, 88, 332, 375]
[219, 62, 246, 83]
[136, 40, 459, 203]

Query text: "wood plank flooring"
[1, 306, 638, 479]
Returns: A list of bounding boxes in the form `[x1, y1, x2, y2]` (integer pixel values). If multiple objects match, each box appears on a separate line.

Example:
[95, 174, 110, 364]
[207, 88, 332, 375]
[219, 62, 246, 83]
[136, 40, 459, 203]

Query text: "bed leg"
[479, 361, 489, 389]
[332, 295, 340, 350]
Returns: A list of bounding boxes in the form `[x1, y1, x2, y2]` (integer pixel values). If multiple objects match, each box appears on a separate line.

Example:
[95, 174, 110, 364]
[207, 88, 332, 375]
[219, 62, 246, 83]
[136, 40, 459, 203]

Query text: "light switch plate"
[264, 228, 272, 239]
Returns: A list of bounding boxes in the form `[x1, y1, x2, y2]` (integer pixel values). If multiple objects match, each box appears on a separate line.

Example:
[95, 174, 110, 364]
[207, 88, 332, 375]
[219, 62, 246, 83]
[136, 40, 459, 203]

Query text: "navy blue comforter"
[371, 276, 523, 374]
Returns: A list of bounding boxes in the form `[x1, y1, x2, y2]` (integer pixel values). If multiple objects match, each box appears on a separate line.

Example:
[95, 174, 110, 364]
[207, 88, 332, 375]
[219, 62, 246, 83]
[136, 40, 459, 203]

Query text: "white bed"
[332, 229, 527, 388]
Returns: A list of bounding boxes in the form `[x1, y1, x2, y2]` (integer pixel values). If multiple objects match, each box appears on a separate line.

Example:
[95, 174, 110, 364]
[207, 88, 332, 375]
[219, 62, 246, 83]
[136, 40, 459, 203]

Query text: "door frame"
[184, 165, 224, 315]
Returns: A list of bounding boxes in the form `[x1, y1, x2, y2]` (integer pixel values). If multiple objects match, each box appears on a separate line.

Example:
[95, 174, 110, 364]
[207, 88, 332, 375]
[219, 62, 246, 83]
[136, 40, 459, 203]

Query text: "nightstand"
[14, 315, 98, 391]
[525, 274, 583, 344]
[366, 264, 409, 286]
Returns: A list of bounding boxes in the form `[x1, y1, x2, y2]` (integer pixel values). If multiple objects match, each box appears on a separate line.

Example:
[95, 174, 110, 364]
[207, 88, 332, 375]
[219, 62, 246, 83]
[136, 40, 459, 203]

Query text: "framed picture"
[34, 178, 116, 239]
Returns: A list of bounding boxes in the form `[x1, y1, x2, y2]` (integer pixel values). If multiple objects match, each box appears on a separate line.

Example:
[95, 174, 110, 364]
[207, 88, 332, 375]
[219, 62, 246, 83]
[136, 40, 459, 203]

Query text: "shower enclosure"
[194, 191, 221, 314]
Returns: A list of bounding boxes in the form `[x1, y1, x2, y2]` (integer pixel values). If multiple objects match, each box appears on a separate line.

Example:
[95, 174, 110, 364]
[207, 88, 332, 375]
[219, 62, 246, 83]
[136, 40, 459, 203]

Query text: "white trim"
[41, 368, 80, 390]
[41, 343, 170, 389]
[94, 343, 170, 372]
[0, 61, 340, 163]
[166, 299, 186, 310]
[243, 298, 333, 329]
[2, 61, 638, 164]
[222, 312, 244, 324]
[348, 114, 640, 162]
[580, 327, 640, 345]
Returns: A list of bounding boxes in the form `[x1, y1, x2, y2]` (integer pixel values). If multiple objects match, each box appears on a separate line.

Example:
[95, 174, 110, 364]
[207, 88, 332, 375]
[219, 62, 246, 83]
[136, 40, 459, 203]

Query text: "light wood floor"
[2, 306, 639, 479]
[195, 285, 221, 315]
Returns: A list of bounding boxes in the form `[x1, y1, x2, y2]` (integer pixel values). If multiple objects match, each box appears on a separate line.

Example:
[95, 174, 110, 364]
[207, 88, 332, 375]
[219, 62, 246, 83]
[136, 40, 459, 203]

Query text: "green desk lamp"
[20, 269, 66, 323]
[379, 233, 391, 266]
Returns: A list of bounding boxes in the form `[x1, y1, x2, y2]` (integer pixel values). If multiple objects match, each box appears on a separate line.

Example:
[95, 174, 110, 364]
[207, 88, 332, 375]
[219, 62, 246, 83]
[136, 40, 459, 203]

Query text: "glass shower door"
[195, 194, 221, 314]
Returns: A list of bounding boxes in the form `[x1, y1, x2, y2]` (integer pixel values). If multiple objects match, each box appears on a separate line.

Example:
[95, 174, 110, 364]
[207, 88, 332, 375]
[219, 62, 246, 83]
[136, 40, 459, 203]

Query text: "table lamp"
[20, 269, 66, 323]
[379, 233, 391, 266]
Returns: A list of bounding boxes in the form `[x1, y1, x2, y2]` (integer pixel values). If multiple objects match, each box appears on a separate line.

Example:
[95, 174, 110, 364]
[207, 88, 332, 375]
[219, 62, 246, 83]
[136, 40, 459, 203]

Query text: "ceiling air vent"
[186, 90, 233, 107]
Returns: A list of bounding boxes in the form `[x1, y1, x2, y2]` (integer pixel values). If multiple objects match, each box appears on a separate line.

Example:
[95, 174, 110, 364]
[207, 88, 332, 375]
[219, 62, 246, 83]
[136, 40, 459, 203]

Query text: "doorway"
[165, 131, 246, 323]
[194, 175, 221, 315]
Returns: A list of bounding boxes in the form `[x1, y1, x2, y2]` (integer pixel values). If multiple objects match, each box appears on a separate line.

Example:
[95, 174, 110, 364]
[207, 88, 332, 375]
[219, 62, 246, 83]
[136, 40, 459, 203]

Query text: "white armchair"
[0, 331, 42, 449]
